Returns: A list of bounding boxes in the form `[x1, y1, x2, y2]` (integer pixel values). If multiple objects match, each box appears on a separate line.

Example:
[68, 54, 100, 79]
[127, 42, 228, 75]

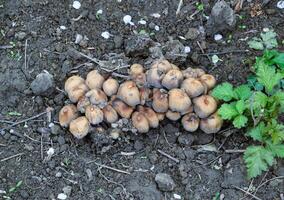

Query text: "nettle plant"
[212, 50, 284, 178]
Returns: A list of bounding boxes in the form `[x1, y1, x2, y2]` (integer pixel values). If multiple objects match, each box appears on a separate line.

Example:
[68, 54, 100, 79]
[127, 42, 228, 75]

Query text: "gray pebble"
[15, 32, 27, 40]
[57, 136, 65, 145]
[31, 72, 54, 96]
[185, 28, 199, 40]
[55, 172, 62, 178]
[155, 173, 176, 192]
[51, 124, 61, 135]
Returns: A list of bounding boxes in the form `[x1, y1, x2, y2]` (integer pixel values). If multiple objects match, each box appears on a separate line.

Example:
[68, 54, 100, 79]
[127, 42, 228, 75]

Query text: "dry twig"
[157, 149, 180, 163]
[88, 161, 131, 175]
[1, 153, 25, 162]
[233, 185, 262, 200]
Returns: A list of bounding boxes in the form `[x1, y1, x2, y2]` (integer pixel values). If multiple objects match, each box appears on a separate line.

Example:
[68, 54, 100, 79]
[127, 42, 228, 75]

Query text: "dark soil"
[1, 0, 284, 200]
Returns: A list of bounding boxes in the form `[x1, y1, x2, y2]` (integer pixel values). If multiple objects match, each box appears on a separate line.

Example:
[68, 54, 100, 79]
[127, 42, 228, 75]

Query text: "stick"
[197, 41, 211, 62]
[1, 153, 25, 162]
[255, 176, 284, 194]
[78, 51, 101, 65]
[157, 149, 180, 163]
[0, 120, 14, 124]
[0, 45, 14, 49]
[87, 161, 130, 175]
[200, 49, 249, 56]
[111, 72, 129, 78]
[176, 0, 183, 15]
[232, 185, 262, 200]
[120, 151, 136, 156]
[224, 149, 246, 153]
[0, 143, 7, 147]
[24, 39, 28, 71]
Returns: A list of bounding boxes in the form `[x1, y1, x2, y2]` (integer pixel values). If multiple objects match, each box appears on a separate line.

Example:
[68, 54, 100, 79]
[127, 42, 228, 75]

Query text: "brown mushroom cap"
[166, 110, 181, 121]
[117, 81, 140, 107]
[152, 89, 169, 113]
[85, 105, 104, 125]
[193, 95, 217, 118]
[131, 111, 149, 133]
[138, 106, 159, 128]
[85, 89, 108, 108]
[146, 67, 165, 88]
[180, 105, 194, 115]
[171, 64, 180, 70]
[112, 98, 134, 119]
[68, 83, 89, 103]
[132, 73, 146, 88]
[181, 78, 205, 98]
[182, 67, 205, 79]
[200, 74, 216, 90]
[103, 78, 119, 97]
[200, 112, 223, 134]
[102, 105, 118, 123]
[161, 69, 183, 90]
[77, 96, 91, 113]
[182, 113, 200, 132]
[151, 60, 172, 73]
[86, 70, 105, 89]
[140, 87, 152, 105]
[157, 112, 165, 121]
[129, 64, 144, 76]
[59, 104, 79, 127]
[64, 75, 85, 93]
[168, 88, 191, 112]
[69, 116, 90, 139]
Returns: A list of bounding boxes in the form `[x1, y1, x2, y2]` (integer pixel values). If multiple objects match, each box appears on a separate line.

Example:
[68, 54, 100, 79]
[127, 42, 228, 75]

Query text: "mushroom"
[77, 96, 91, 113]
[103, 78, 119, 96]
[85, 105, 104, 125]
[171, 64, 180, 70]
[152, 89, 169, 113]
[85, 89, 108, 108]
[68, 83, 89, 103]
[86, 70, 105, 89]
[182, 67, 205, 79]
[146, 67, 165, 88]
[102, 105, 118, 123]
[166, 110, 181, 121]
[64, 75, 85, 93]
[193, 95, 217, 118]
[59, 104, 79, 127]
[157, 113, 165, 121]
[168, 88, 191, 112]
[117, 81, 140, 107]
[200, 74, 216, 90]
[138, 106, 159, 128]
[151, 59, 172, 73]
[180, 105, 194, 115]
[140, 87, 152, 105]
[111, 98, 134, 118]
[132, 73, 146, 88]
[200, 112, 223, 134]
[161, 69, 183, 89]
[129, 63, 144, 76]
[182, 113, 200, 132]
[69, 116, 90, 139]
[131, 111, 149, 133]
[181, 78, 205, 98]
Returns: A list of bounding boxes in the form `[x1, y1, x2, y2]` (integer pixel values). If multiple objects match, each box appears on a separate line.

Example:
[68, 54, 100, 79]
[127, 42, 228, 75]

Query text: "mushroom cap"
[171, 64, 180, 70]
[182, 113, 200, 132]
[132, 73, 146, 88]
[68, 83, 89, 103]
[152, 89, 169, 113]
[146, 68, 165, 88]
[182, 67, 205, 79]
[85, 105, 104, 125]
[151, 59, 172, 73]
[69, 116, 90, 139]
[129, 64, 144, 76]
[138, 106, 159, 128]
[200, 112, 223, 134]
[168, 88, 192, 112]
[86, 70, 105, 89]
[117, 81, 140, 107]
[157, 113, 165, 121]
[200, 74, 216, 90]
[85, 89, 108, 108]
[140, 87, 152, 105]
[166, 110, 181, 121]
[102, 105, 119, 123]
[131, 111, 149, 133]
[64, 75, 85, 93]
[111, 98, 134, 119]
[77, 96, 91, 113]
[59, 104, 79, 127]
[103, 78, 119, 97]
[161, 69, 183, 90]
[180, 105, 194, 115]
[193, 95, 217, 118]
[181, 78, 205, 98]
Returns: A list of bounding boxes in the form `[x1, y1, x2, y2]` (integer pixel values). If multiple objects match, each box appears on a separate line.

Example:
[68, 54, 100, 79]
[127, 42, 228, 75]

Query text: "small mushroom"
[152, 89, 169, 113]
[200, 112, 223, 134]
[193, 95, 217, 118]
[182, 113, 200, 132]
[117, 81, 140, 107]
[168, 88, 191, 112]
[166, 110, 181, 121]
[129, 63, 144, 76]
[85, 105, 104, 125]
[85, 89, 108, 108]
[64, 75, 85, 93]
[69, 116, 90, 139]
[157, 112, 165, 121]
[180, 105, 194, 115]
[59, 104, 79, 127]
[138, 106, 159, 128]
[151, 59, 172, 73]
[131, 111, 149, 133]
[171, 64, 180, 70]
[103, 78, 119, 96]
[161, 69, 183, 89]
[200, 74, 216, 90]
[112, 98, 134, 119]
[146, 67, 165, 88]
[77, 96, 91, 113]
[182, 67, 205, 79]
[181, 78, 205, 98]
[132, 73, 146, 88]
[86, 70, 105, 89]
[68, 83, 89, 103]
[140, 87, 152, 105]
[102, 105, 118, 123]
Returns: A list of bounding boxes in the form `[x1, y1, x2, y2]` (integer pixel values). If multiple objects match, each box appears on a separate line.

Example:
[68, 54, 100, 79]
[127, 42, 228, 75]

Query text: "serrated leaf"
[233, 115, 248, 128]
[235, 100, 246, 114]
[218, 103, 239, 120]
[253, 91, 268, 108]
[261, 30, 278, 49]
[234, 85, 252, 100]
[212, 82, 236, 101]
[248, 38, 264, 50]
[268, 144, 284, 158]
[247, 122, 265, 142]
[272, 53, 284, 69]
[244, 146, 275, 178]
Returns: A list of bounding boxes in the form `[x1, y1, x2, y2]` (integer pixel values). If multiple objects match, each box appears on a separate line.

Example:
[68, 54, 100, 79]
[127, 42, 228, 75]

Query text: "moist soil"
[0, 1, 284, 200]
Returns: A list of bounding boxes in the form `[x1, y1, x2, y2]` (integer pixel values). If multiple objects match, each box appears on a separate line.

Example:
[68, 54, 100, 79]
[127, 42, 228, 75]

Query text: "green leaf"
[272, 53, 284, 69]
[261, 30, 278, 49]
[247, 122, 265, 142]
[212, 82, 236, 101]
[268, 144, 284, 158]
[244, 146, 275, 178]
[7, 111, 22, 116]
[16, 181, 22, 188]
[235, 100, 246, 114]
[233, 115, 248, 128]
[248, 37, 264, 50]
[218, 103, 238, 120]
[234, 85, 252, 100]
[253, 91, 268, 108]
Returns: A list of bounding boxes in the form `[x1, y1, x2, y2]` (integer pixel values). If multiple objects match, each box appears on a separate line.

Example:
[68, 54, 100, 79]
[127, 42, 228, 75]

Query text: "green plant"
[212, 50, 284, 178]
[195, 2, 204, 11]
[1, 180, 23, 199]
[248, 30, 278, 50]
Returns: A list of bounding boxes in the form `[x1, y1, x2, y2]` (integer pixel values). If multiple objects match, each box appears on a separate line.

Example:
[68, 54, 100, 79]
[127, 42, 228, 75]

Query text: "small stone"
[62, 186, 72, 196]
[124, 35, 153, 57]
[75, 34, 83, 44]
[101, 31, 111, 39]
[55, 172, 62, 178]
[37, 127, 50, 135]
[134, 140, 144, 151]
[57, 193, 67, 200]
[148, 22, 156, 29]
[185, 28, 199, 40]
[113, 36, 123, 48]
[138, 19, 147, 25]
[85, 169, 93, 181]
[266, 8, 276, 15]
[72, 1, 81, 9]
[123, 15, 134, 25]
[15, 32, 27, 40]
[57, 136, 65, 145]
[154, 25, 160, 31]
[214, 34, 223, 41]
[277, 1, 284, 9]
[155, 173, 176, 192]
[24, 144, 34, 151]
[184, 46, 191, 53]
[178, 134, 195, 146]
[30, 72, 54, 96]
[51, 125, 61, 135]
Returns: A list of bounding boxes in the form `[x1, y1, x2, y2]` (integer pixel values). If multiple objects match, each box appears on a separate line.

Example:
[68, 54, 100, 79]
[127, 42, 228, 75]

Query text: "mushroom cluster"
[59, 60, 223, 139]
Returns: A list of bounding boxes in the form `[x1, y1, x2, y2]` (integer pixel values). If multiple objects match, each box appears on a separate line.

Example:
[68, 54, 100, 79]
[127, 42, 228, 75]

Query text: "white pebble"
[72, 1, 81, 9]
[75, 34, 83, 44]
[47, 147, 55, 157]
[60, 26, 67, 30]
[214, 34, 223, 41]
[101, 31, 111, 39]
[173, 194, 182, 199]
[48, 122, 55, 128]
[97, 9, 103, 14]
[123, 15, 134, 25]
[154, 25, 160, 31]
[263, 27, 270, 32]
[184, 46, 191, 53]
[277, 1, 284, 9]
[151, 13, 161, 18]
[9, 129, 14, 133]
[57, 193, 67, 200]
[138, 19, 147, 25]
